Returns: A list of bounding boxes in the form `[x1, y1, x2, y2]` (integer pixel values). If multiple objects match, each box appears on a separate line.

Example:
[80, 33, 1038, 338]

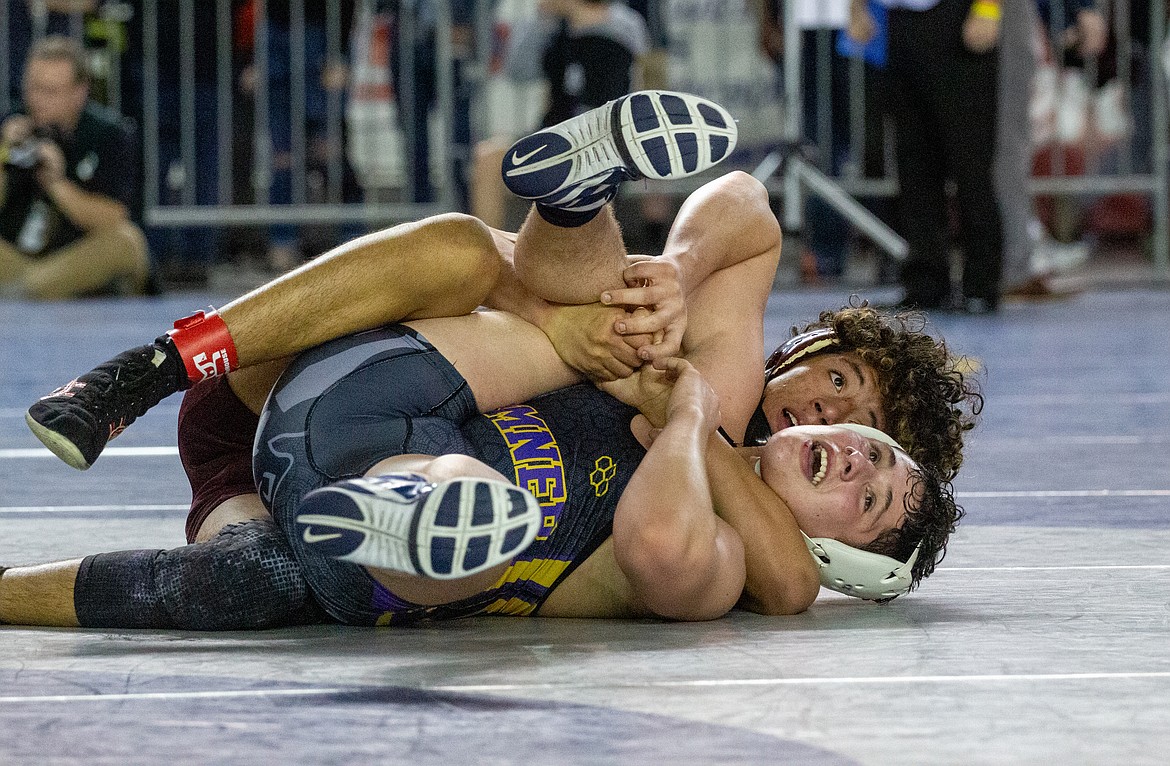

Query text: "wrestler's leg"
[504, 91, 738, 304]
[0, 513, 312, 630]
[192, 494, 271, 543]
[505, 91, 739, 304]
[0, 561, 80, 627]
[511, 204, 629, 305]
[301, 453, 534, 606]
[176, 363, 287, 544]
[27, 213, 503, 470]
[219, 213, 501, 366]
[0, 358, 278, 631]
[0, 369, 299, 631]
[242, 317, 575, 624]
[403, 311, 580, 413]
[214, 328, 579, 558]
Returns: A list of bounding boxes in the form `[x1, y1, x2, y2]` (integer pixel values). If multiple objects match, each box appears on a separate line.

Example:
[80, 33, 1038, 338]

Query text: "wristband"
[168, 309, 240, 382]
[971, 1, 1001, 21]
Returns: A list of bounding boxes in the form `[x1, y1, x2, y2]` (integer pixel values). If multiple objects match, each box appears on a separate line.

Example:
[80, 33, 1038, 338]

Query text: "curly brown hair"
[767, 299, 983, 482]
[863, 464, 962, 590]
[764, 299, 981, 587]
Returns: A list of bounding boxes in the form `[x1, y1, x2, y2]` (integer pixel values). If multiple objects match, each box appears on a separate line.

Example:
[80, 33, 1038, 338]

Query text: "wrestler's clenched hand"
[659, 358, 721, 437]
[541, 302, 645, 381]
[597, 357, 720, 438]
[601, 256, 687, 364]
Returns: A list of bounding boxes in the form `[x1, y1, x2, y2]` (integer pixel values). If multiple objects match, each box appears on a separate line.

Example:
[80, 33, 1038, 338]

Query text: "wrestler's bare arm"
[598, 356, 817, 616]
[668, 171, 781, 440]
[648, 172, 820, 615]
[605, 359, 745, 621]
[705, 438, 820, 615]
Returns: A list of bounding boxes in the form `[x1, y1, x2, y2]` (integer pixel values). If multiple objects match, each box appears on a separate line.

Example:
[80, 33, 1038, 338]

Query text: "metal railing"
[2, 0, 469, 234]
[741, 0, 1168, 277]
[3, 0, 1167, 277]
[139, 0, 460, 228]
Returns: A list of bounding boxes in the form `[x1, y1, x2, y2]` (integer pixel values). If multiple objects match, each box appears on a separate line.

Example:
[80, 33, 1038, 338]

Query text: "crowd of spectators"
[0, 0, 1157, 304]
[0, 0, 664, 294]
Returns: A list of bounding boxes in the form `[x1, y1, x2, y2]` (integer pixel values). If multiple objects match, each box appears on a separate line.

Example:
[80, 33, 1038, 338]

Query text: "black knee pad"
[155, 519, 312, 630]
[75, 519, 314, 630]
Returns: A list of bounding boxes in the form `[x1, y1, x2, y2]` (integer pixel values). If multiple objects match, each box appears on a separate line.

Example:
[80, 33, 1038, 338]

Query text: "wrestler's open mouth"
[809, 442, 828, 486]
[782, 409, 798, 428]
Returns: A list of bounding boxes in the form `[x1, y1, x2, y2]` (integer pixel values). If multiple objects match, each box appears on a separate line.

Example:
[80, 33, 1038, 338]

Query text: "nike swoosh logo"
[510, 144, 549, 166]
[302, 528, 343, 544]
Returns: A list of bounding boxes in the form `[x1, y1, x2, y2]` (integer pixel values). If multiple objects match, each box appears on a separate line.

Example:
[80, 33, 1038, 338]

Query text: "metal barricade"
[141, 0, 461, 231]
[694, 0, 1168, 278]
[1, 1, 469, 239]
[1028, 0, 1168, 275]
[4, 0, 1167, 277]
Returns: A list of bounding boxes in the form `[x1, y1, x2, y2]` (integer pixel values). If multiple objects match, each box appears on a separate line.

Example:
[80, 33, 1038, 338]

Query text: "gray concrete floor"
[3, 277, 1170, 764]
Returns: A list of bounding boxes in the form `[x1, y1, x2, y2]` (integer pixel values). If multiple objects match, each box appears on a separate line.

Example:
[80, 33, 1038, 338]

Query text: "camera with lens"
[5, 139, 42, 171]
[3, 125, 64, 182]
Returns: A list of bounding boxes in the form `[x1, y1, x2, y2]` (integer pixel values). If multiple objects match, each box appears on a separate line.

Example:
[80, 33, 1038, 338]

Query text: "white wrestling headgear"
[801, 423, 923, 602]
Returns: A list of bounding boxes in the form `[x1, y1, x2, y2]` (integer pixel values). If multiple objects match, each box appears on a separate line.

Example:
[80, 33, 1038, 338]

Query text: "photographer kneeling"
[0, 36, 147, 300]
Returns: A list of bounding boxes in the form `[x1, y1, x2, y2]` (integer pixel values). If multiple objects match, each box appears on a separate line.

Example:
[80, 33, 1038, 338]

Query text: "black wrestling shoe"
[26, 342, 187, 470]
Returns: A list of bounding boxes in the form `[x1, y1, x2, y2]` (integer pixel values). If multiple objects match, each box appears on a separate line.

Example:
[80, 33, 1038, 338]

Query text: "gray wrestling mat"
[3, 286, 1170, 764]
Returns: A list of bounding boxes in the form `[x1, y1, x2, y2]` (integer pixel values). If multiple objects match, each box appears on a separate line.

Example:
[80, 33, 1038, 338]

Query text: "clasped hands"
[543, 254, 687, 382]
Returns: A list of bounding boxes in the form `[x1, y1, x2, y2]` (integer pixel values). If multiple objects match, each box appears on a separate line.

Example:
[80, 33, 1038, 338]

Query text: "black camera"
[5, 139, 42, 171]
[3, 125, 64, 176]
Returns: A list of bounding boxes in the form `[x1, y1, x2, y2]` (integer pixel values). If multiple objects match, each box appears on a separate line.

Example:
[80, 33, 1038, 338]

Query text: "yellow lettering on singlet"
[493, 557, 571, 589]
[484, 597, 538, 616]
[479, 559, 574, 615]
[486, 404, 566, 540]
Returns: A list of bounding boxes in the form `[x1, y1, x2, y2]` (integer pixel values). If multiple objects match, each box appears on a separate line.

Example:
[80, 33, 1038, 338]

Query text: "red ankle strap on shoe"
[168, 309, 240, 383]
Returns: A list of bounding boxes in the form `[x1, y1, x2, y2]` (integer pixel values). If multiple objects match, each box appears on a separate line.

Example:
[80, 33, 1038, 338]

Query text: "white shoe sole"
[502, 90, 738, 202]
[296, 475, 542, 579]
[25, 412, 91, 470]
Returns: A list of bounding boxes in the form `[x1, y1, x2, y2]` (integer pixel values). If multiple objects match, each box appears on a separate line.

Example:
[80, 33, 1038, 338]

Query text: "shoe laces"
[73, 348, 167, 427]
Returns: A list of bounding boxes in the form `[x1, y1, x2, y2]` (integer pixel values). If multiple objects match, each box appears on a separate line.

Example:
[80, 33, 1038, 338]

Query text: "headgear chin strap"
[804, 423, 921, 602]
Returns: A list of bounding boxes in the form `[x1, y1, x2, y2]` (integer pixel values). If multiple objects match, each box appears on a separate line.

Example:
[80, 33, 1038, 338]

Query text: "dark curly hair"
[765, 299, 981, 585]
[863, 464, 963, 590]
[766, 299, 983, 482]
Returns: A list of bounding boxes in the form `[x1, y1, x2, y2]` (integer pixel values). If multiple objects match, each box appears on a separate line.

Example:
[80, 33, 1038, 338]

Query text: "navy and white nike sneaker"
[295, 472, 542, 579]
[501, 90, 738, 216]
